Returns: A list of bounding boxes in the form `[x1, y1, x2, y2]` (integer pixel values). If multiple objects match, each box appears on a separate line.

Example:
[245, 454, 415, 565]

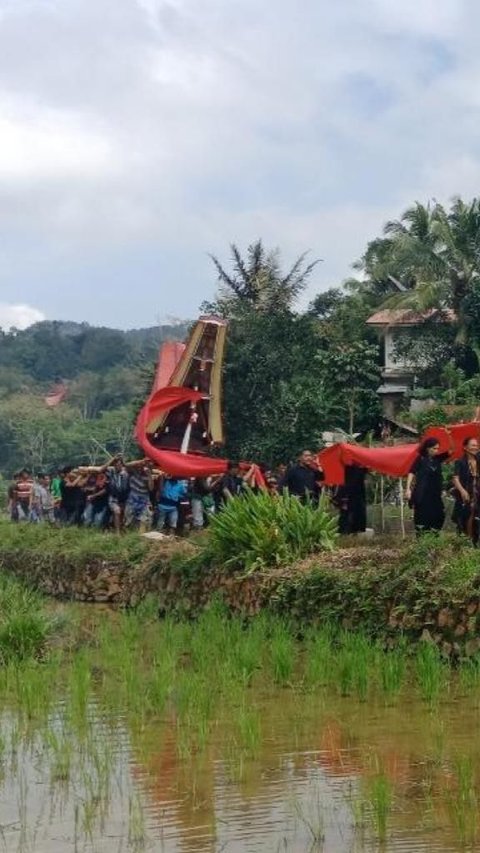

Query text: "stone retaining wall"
[2, 541, 480, 658]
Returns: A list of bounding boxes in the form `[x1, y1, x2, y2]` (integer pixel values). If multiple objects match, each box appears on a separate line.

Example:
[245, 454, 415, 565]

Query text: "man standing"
[15, 469, 34, 520]
[124, 461, 154, 532]
[156, 476, 188, 533]
[30, 473, 55, 523]
[280, 450, 324, 504]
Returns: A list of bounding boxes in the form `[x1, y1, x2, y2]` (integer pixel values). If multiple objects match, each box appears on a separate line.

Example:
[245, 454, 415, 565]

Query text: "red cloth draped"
[135, 386, 203, 440]
[318, 443, 419, 485]
[142, 447, 228, 478]
[135, 386, 226, 476]
[318, 421, 480, 486]
[135, 386, 266, 483]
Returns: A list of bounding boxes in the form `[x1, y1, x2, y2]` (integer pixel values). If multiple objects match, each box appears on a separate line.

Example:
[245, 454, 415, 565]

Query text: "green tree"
[354, 197, 480, 365]
[315, 341, 381, 434]
[209, 240, 320, 315]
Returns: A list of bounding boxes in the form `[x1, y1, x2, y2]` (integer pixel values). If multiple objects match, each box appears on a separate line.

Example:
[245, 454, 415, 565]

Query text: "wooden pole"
[399, 477, 406, 539]
[380, 476, 385, 534]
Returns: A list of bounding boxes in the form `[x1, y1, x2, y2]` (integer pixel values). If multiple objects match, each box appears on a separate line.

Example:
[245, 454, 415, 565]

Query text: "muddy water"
[2, 679, 480, 853]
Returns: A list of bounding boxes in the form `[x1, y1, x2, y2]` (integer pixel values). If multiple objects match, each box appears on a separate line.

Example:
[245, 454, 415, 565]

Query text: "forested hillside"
[0, 320, 190, 474]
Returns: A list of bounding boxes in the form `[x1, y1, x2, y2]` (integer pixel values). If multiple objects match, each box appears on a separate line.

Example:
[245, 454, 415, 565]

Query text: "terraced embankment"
[1, 522, 480, 655]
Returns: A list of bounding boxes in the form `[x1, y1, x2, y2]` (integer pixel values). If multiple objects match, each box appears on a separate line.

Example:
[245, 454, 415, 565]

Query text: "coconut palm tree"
[356, 198, 480, 362]
[209, 240, 321, 314]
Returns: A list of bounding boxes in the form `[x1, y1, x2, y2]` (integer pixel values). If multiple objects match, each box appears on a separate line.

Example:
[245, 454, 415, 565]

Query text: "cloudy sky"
[0, 0, 479, 329]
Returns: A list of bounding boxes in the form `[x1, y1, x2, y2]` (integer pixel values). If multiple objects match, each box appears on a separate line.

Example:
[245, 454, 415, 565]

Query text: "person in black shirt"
[60, 467, 85, 525]
[451, 436, 480, 543]
[213, 462, 243, 510]
[406, 438, 450, 534]
[279, 450, 324, 504]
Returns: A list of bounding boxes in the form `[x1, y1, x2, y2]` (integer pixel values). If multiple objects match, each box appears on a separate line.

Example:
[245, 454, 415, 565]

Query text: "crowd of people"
[7, 439, 480, 543]
[6, 455, 293, 534]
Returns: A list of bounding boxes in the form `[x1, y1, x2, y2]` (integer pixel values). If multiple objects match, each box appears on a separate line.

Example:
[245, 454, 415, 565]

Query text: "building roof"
[376, 384, 409, 394]
[366, 308, 455, 327]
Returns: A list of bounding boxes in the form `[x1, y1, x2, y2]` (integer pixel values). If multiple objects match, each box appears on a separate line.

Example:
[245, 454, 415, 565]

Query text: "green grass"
[415, 642, 448, 704]
[0, 575, 55, 664]
[447, 755, 478, 847]
[366, 771, 393, 843]
[0, 518, 150, 563]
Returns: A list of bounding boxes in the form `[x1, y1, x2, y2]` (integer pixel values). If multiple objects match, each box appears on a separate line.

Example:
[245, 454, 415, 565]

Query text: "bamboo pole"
[380, 475, 385, 534]
[399, 477, 406, 539]
[372, 476, 378, 533]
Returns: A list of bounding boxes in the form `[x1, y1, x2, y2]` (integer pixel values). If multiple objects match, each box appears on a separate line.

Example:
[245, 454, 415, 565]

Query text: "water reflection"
[1, 660, 480, 849]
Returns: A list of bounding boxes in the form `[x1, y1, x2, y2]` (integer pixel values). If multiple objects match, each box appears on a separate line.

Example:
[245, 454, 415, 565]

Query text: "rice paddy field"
[2, 579, 480, 852]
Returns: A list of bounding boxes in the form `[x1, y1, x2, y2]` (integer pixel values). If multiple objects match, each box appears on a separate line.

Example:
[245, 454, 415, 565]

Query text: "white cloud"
[0, 94, 118, 183]
[0, 0, 479, 324]
[0, 303, 45, 330]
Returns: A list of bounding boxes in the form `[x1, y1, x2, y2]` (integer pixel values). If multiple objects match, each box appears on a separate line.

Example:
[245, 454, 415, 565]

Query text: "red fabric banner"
[318, 421, 480, 485]
[135, 385, 203, 441]
[141, 446, 228, 478]
[135, 386, 266, 482]
[318, 443, 419, 485]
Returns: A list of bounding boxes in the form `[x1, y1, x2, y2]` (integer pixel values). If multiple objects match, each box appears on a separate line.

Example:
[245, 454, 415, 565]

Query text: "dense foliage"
[209, 241, 382, 464]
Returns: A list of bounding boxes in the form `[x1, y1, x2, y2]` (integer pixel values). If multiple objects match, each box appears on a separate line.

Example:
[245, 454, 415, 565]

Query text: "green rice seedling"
[348, 633, 373, 702]
[128, 792, 147, 851]
[68, 651, 92, 725]
[345, 781, 368, 841]
[174, 670, 216, 752]
[224, 736, 245, 784]
[0, 575, 56, 665]
[237, 703, 261, 757]
[269, 621, 296, 686]
[335, 645, 356, 697]
[291, 787, 326, 849]
[144, 654, 174, 716]
[17, 770, 29, 853]
[446, 755, 478, 848]
[458, 657, 480, 696]
[45, 728, 73, 783]
[304, 627, 334, 690]
[378, 646, 407, 703]
[366, 772, 393, 843]
[0, 613, 49, 664]
[415, 643, 447, 704]
[229, 625, 264, 687]
[334, 632, 374, 701]
[15, 661, 54, 721]
[79, 792, 100, 845]
[176, 720, 194, 760]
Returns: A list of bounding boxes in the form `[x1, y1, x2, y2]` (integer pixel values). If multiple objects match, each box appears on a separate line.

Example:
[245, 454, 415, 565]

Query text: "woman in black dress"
[405, 438, 450, 534]
[452, 436, 480, 544]
[334, 465, 367, 535]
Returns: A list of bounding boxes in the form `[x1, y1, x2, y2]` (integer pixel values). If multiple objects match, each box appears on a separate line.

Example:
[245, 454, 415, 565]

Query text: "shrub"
[206, 490, 337, 572]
